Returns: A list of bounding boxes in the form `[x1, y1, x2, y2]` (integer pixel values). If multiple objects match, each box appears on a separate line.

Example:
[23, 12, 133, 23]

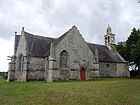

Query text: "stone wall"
[27, 70, 45, 80]
[46, 26, 101, 81]
[28, 57, 45, 70]
[70, 70, 79, 79]
[14, 31, 28, 81]
[52, 26, 96, 80]
[16, 32, 27, 57]
[51, 69, 78, 81]
[116, 63, 130, 77]
[15, 70, 27, 82]
[7, 61, 15, 81]
[51, 69, 100, 81]
[89, 70, 99, 78]
[99, 62, 117, 77]
[27, 57, 45, 80]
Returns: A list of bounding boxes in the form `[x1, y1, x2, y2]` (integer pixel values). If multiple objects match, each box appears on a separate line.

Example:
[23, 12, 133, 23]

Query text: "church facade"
[7, 25, 130, 82]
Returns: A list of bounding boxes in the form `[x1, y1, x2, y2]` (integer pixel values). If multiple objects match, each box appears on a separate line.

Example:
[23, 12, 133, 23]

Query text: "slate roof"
[14, 29, 126, 63]
[24, 32, 55, 57]
[87, 43, 126, 63]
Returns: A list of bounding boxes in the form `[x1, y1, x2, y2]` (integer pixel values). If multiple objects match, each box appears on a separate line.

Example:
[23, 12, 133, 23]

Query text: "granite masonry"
[7, 25, 130, 82]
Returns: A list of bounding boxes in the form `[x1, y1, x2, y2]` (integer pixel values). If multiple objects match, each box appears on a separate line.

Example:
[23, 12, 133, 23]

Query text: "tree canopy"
[116, 28, 140, 70]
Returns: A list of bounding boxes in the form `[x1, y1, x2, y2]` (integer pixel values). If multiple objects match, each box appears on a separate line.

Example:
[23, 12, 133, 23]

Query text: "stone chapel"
[7, 25, 130, 82]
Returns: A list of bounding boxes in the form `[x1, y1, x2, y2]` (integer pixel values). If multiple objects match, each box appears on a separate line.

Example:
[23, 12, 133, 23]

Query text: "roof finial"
[106, 24, 112, 34]
[15, 31, 17, 35]
[22, 27, 24, 31]
[108, 24, 110, 27]
[72, 25, 78, 31]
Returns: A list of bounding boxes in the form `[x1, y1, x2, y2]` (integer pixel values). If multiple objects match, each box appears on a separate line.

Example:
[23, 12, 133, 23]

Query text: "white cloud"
[0, 38, 14, 72]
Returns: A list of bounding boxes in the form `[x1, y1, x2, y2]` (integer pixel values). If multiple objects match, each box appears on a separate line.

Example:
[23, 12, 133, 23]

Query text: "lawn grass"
[0, 76, 140, 105]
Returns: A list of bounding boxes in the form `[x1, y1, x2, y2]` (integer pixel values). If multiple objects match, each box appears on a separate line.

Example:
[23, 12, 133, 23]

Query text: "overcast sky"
[0, 0, 140, 72]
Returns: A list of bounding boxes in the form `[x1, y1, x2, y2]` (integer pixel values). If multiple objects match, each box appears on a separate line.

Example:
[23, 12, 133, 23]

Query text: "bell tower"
[104, 24, 115, 50]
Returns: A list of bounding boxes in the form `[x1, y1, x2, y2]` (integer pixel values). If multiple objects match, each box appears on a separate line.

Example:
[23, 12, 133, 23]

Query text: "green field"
[0, 77, 140, 105]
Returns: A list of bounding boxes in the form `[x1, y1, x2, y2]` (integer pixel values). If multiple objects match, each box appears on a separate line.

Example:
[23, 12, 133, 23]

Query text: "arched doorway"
[80, 68, 86, 80]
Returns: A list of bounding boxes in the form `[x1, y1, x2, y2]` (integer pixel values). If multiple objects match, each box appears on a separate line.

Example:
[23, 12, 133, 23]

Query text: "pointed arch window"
[17, 53, 24, 71]
[60, 50, 69, 68]
[108, 36, 110, 44]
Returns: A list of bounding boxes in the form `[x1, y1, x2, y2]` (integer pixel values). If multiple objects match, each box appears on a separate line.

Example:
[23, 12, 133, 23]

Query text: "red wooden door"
[80, 68, 86, 80]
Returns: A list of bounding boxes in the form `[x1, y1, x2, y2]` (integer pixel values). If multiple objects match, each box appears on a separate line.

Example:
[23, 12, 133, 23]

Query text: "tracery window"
[18, 53, 24, 71]
[60, 50, 69, 68]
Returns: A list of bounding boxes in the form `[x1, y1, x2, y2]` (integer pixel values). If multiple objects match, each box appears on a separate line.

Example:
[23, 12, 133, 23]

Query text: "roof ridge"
[24, 31, 56, 40]
[87, 42, 106, 47]
[24, 31, 56, 57]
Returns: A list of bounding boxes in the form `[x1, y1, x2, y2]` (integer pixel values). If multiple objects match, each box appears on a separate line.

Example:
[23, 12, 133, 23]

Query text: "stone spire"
[104, 24, 115, 50]
[106, 24, 112, 34]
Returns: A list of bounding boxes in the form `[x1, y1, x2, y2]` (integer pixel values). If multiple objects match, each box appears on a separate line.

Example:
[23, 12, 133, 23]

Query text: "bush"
[0, 72, 7, 80]
[3, 73, 8, 80]
[130, 70, 140, 78]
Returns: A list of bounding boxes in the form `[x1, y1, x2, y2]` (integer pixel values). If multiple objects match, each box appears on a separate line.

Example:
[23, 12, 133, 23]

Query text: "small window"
[94, 58, 97, 61]
[108, 36, 110, 43]
[106, 64, 110, 68]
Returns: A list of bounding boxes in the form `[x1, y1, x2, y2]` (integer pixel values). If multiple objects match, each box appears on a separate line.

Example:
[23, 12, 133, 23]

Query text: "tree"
[133, 39, 140, 70]
[116, 28, 140, 70]
[126, 28, 140, 70]
[116, 42, 127, 60]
